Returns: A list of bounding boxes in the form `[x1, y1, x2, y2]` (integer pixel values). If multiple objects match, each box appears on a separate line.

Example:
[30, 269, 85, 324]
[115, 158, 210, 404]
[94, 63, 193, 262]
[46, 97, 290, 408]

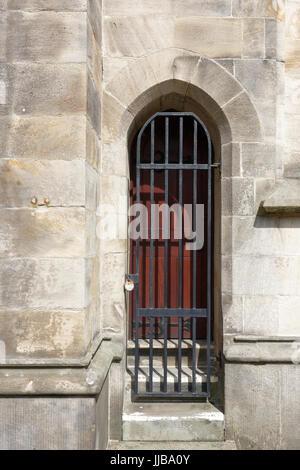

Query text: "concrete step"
[122, 401, 225, 442]
[108, 440, 237, 450]
[127, 340, 215, 368]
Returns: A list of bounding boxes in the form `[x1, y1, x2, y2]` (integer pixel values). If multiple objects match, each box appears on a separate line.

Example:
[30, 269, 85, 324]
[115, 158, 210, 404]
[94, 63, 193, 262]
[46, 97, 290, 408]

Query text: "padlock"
[125, 279, 135, 292]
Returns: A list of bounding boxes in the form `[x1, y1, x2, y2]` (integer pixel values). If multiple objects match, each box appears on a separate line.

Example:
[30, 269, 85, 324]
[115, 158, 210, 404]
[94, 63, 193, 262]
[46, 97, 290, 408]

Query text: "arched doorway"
[127, 111, 215, 399]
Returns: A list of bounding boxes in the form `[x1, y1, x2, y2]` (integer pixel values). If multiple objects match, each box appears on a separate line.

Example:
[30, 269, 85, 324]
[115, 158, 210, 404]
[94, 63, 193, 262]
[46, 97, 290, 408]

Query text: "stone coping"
[0, 340, 124, 396]
[225, 335, 300, 363]
[260, 178, 300, 215]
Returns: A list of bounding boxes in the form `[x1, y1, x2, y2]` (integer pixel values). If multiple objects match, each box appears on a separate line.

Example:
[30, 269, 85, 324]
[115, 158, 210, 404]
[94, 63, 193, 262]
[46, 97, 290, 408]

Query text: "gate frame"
[129, 111, 213, 399]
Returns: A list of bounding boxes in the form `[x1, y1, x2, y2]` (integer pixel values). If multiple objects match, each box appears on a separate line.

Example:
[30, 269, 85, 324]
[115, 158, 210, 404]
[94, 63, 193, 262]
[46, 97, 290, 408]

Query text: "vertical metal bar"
[163, 117, 169, 394]
[164, 317, 168, 393]
[206, 133, 212, 397]
[149, 120, 155, 393]
[150, 120, 155, 309]
[149, 317, 153, 393]
[178, 117, 183, 392]
[164, 117, 169, 308]
[192, 120, 198, 394]
[135, 131, 142, 395]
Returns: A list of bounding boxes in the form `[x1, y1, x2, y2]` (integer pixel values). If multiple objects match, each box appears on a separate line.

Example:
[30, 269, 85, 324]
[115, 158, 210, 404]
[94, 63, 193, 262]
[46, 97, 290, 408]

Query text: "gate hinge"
[211, 162, 221, 170]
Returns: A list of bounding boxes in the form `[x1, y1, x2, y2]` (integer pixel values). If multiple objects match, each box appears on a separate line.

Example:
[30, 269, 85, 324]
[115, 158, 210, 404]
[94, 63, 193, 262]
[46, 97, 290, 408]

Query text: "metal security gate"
[127, 112, 214, 399]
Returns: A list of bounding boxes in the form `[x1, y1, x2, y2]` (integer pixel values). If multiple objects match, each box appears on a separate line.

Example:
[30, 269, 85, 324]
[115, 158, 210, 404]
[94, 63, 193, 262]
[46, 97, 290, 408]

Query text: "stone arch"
[100, 48, 263, 352]
[102, 48, 263, 151]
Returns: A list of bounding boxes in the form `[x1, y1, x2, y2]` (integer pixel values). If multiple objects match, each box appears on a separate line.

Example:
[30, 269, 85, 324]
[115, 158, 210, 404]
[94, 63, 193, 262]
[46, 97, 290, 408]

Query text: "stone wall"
[0, 0, 101, 365]
[0, 0, 300, 451]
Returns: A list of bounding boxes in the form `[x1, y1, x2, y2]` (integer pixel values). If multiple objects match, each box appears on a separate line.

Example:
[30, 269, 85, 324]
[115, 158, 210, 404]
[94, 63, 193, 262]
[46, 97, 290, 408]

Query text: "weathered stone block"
[101, 141, 128, 177]
[222, 294, 244, 334]
[281, 365, 300, 449]
[95, 375, 109, 450]
[216, 59, 234, 75]
[225, 364, 281, 449]
[222, 143, 241, 177]
[87, 73, 101, 137]
[0, 64, 13, 116]
[6, 11, 87, 63]
[265, 18, 285, 61]
[172, 0, 232, 16]
[0, 159, 86, 208]
[0, 258, 88, 309]
[232, 0, 285, 20]
[175, 18, 242, 58]
[0, 208, 89, 258]
[13, 63, 86, 116]
[243, 295, 279, 335]
[231, 255, 300, 296]
[234, 60, 277, 138]
[221, 92, 262, 142]
[0, 308, 90, 361]
[285, 113, 300, 152]
[0, 398, 95, 450]
[242, 19, 265, 58]
[103, 0, 172, 16]
[285, 66, 300, 115]
[0, 12, 6, 62]
[3, 115, 86, 160]
[102, 91, 134, 144]
[149, 49, 199, 95]
[100, 174, 128, 213]
[105, 58, 160, 117]
[7, 0, 87, 11]
[231, 215, 300, 257]
[191, 58, 243, 108]
[104, 15, 174, 58]
[86, 119, 101, 170]
[87, 0, 101, 46]
[88, 19, 102, 94]
[85, 163, 99, 211]
[241, 143, 276, 177]
[222, 177, 255, 216]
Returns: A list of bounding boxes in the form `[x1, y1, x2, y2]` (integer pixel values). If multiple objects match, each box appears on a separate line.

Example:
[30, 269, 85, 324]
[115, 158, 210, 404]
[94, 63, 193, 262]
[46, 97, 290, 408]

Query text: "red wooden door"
[129, 114, 213, 340]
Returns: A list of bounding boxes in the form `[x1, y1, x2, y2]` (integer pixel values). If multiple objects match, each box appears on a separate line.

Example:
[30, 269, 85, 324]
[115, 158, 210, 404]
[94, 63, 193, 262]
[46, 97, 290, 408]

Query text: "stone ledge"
[260, 178, 300, 215]
[224, 335, 300, 363]
[0, 339, 124, 396]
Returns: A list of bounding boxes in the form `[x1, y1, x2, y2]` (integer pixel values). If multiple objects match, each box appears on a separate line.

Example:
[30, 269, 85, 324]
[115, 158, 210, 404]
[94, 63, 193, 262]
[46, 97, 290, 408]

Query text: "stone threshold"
[108, 440, 237, 450]
[0, 339, 124, 396]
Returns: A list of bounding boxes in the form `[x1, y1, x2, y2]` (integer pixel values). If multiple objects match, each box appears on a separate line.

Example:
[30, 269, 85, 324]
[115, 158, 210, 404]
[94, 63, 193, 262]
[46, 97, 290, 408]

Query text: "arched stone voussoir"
[148, 48, 201, 95]
[102, 90, 135, 144]
[105, 56, 161, 114]
[190, 57, 243, 109]
[221, 91, 263, 143]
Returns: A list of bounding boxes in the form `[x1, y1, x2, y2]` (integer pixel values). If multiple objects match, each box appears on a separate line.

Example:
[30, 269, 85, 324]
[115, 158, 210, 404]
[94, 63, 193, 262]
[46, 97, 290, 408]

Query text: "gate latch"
[211, 162, 221, 175]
